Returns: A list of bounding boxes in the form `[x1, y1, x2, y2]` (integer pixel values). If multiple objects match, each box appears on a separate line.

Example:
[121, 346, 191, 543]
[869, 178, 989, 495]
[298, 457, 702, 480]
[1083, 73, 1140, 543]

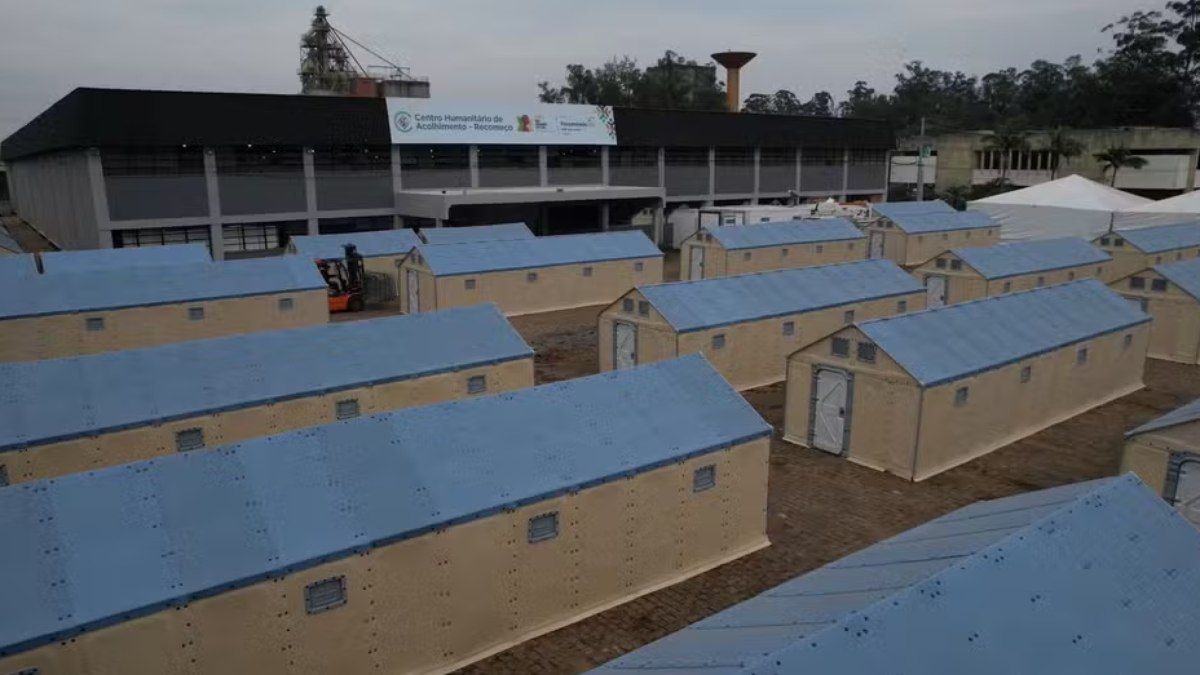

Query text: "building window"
[175, 428, 205, 452]
[1020, 365, 1032, 383]
[954, 386, 969, 407]
[782, 321, 795, 336]
[634, 261, 645, 272]
[1077, 347, 1089, 365]
[467, 375, 487, 394]
[582, 266, 593, 277]
[278, 297, 294, 311]
[1003, 281, 1012, 293]
[832, 337, 850, 357]
[693, 465, 717, 492]
[464, 278, 476, 290]
[335, 399, 360, 420]
[781, 248, 789, 258]
[115, 225, 211, 250]
[304, 576, 347, 614]
[1177, 252, 1184, 261]
[638, 301, 650, 317]
[1124, 333, 1134, 350]
[1151, 279, 1168, 292]
[843, 310, 855, 324]
[188, 306, 205, 321]
[1097, 266, 1104, 276]
[1130, 277, 1146, 290]
[85, 317, 105, 332]
[622, 298, 634, 313]
[1114, 238, 1125, 247]
[950, 260, 963, 271]
[712, 334, 726, 350]
[0, 464, 8, 487]
[528, 512, 559, 543]
[897, 300, 908, 313]
[857, 342, 877, 363]
[1156, 256, 1163, 264]
[848, 242, 856, 251]
[527, 271, 538, 283]
[743, 251, 752, 261]
[1100, 237, 1111, 246]
[1068, 271, 1076, 281]
[1036, 276, 1046, 287]
[942, 233, 949, 241]
[816, 244, 824, 254]
[935, 258, 947, 269]
[965, 231, 972, 239]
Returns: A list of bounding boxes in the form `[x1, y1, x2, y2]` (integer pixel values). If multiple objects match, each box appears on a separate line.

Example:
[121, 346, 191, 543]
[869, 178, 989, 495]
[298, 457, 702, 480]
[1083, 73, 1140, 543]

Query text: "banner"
[385, 100, 616, 145]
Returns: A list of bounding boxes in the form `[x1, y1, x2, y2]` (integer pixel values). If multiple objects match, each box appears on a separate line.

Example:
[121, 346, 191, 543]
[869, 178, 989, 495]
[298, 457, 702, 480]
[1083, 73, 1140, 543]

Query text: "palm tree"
[982, 126, 1030, 184]
[1045, 127, 1084, 179]
[1094, 147, 1148, 187]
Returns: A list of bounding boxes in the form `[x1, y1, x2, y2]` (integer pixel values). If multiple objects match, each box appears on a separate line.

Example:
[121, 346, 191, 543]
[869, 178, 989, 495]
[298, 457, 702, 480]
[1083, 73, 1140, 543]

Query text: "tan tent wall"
[1121, 420, 1200, 495]
[863, 223, 999, 267]
[400, 255, 663, 316]
[783, 327, 923, 478]
[1111, 269, 1200, 363]
[679, 232, 865, 281]
[910, 252, 1109, 305]
[600, 290, 925, 390]
[0, 439, 770, 675]
[1092, 235, 1200, 281]
[910, 324, 1148, 480]
[0, 358, 534, 484]
[0, 289, 328, 362]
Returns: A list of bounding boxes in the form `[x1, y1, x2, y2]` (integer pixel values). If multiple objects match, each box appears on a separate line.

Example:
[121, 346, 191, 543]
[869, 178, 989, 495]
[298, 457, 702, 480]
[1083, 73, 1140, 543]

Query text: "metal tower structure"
[298, 6, 429, 98]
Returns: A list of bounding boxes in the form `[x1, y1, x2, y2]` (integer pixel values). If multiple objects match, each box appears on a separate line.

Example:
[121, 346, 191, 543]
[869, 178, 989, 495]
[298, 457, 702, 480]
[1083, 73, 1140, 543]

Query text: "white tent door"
[925, 275, 948, 308]
[689, 246, 705, 280]
[869, 231, 884, 259]
[614, 321, 638, 370]
[812, 369, 850, 454]
[1177, 461, 1200, 527]
[406, 269, 420, 313]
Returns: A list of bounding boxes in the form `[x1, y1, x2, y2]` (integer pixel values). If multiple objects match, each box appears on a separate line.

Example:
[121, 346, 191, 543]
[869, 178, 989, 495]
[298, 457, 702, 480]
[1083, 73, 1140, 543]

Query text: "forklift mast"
[342, 243, 365, 291]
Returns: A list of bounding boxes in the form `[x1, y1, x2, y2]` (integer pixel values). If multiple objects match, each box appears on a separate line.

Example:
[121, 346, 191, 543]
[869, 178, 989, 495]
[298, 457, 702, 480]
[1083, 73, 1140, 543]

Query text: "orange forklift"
[316, 243, 367, 313]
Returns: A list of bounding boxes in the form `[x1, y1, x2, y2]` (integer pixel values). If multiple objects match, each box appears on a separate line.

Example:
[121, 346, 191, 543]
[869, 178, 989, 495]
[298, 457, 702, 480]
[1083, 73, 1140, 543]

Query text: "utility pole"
[915, 116, 927, 201]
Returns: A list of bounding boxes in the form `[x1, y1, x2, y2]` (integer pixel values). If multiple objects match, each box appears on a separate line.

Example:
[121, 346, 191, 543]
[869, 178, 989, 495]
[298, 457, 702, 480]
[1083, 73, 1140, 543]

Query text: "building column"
[391, 145, 404, 228]
[840, 148, 850, 201]
[653, 200, 665, 246]
[601, 146, 610, 186]
[538, 145, 548, 187]
[882, 150, 893, 201]
[752, 147, 761, 205]
[85, 148, 113, 248]
[706, 146, 716, 206]
[657, 146, 666, 191]
[1188, 149, 1199, 191]
[796, 147, 803, 195]
[600, 202, 610, 231]
[203, 148, 225, 260]
[303, 147, 318, 236]
[469, 145, 480, 188]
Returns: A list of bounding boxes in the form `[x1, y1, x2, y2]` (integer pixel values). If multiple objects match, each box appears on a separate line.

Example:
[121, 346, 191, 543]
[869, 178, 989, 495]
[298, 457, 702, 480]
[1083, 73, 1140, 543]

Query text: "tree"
[1094, 147, 1149, 186]
[741, 89, 833, 116]
[982, 126, 1030, 183]
[537, 52, 724, 110]
[1045, 128, 1085, 179]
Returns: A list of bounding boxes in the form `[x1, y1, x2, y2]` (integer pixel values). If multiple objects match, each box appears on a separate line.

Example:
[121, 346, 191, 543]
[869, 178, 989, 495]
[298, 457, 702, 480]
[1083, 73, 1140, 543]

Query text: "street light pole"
[915, 116, 927, 201]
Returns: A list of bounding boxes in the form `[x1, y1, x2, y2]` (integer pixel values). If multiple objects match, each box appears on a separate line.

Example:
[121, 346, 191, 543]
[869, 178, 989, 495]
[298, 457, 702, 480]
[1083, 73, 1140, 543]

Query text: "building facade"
[1, 88, 894, 257]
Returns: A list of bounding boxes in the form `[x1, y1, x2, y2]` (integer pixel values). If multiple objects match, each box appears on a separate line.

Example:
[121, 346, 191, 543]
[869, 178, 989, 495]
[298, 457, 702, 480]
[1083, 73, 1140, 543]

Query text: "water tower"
[711, 51, 757, 112]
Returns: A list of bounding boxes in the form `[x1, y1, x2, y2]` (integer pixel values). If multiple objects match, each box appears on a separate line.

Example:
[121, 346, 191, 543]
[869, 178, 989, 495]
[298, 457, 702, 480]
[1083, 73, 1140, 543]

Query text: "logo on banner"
[393, 111, 415, 133]
[516, 114, 534, 133]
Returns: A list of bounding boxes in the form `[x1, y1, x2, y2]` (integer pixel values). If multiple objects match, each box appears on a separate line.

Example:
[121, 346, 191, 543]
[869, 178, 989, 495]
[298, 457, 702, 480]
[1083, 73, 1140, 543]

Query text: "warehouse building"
[288, 227, 422, 302]
[784, 281, 1149, 481]
[1092, 221, 1200, 280]
[418, 221, 533, 245]
[1110, 257, 1200, 364]
[39, 241, 211, 273]
[1122, 398, 1200, 527]
[0, 256, 327, 361]
[909, 237, 1111, 307]
[0, 304, 533, 484]
[401, 231, 663, 315]
[679, 218, 866, 280]
[589, 475, 1200, 674]
[0, 88, 893, 256]
[599, 259, 924, 389]
[0, 355, 772, 675]
[865, 200, 999, 266]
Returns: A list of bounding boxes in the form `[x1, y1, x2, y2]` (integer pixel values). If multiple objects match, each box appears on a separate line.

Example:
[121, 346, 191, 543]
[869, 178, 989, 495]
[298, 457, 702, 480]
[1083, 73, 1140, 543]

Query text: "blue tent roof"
[0, 256, 325, 320]
[1128, 396, 1200, 436]
[0, 227, 20, 253]
[589, 475, 1200, 675]
[418, 231, 661, 276]
[419, 222, 534, 245]
[1115, 221, 1200, 254]
[880, 208, 995, 234]
[0, 354, 770, 657]
[0, 254, 37, 279]
[288, 229, 422, 260]
[860, 280, 1149, 386]
[954, 238, 1111, 280]
[1154, 257, 1200, 302]
[705, 219, 864, 250]
[872, 200, 957, 220]
[40, 243, 211, 273]
[0, 304, 531, 452]
[639, 260, 921, 333]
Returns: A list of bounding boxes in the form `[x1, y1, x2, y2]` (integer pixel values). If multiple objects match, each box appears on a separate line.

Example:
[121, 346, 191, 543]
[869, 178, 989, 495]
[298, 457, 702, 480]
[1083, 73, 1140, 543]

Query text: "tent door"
[925, 274, 948, 308]
[614, 321, 638, 370]
[1175, 460, 1200, 527]
[406, 269, 420, 313]
[868, 231, 884, 259]
[689, 246, 705, 280]
[811, 368, 851, 454]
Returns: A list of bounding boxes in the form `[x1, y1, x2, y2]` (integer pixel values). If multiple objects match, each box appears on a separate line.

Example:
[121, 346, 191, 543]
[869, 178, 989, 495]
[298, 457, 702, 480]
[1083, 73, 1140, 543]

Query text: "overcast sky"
[0, 0, 1150, 140]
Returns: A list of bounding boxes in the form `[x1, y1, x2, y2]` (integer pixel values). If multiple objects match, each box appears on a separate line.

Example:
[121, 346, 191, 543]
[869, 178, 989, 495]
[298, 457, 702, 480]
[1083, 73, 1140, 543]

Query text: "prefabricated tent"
[1122, 396, 1200, 526]
[588, 475, 1200, 675]
[969, 175, 1152, 241]
[1115, 189, 1200, 229]
[40, 243, 211, 273]
[418, 222, 534, 245]
[0, 226, 20, 254]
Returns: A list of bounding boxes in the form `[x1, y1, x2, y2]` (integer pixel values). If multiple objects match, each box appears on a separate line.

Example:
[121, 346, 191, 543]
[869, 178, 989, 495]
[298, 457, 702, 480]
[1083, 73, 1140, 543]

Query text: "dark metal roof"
[2, 88, 894, 161]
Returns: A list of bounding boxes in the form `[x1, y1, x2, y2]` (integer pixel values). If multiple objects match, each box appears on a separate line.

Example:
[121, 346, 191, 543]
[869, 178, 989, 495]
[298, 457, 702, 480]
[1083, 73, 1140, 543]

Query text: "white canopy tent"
[1113, 189, 1200, 229]
[968, 175, 1152, 241]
